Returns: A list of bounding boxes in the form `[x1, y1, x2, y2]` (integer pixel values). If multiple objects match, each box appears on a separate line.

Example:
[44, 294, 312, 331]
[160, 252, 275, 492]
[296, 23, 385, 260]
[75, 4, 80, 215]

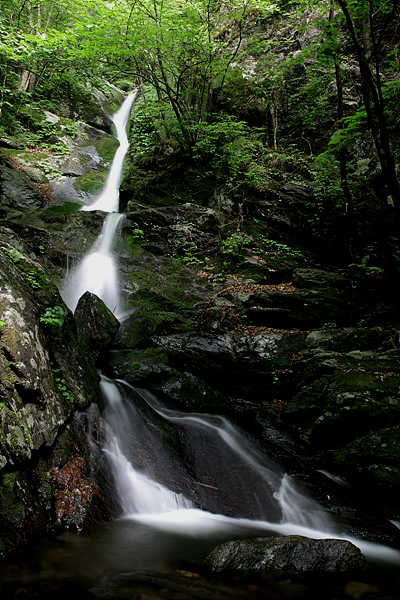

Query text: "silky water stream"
[2, 93, 399, 599]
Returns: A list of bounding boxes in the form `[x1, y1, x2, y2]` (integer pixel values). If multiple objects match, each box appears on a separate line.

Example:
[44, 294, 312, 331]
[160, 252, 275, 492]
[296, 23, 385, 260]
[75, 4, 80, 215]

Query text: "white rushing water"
[60, 212, 124, 315]
[81, 90, 137, 213]
[61, 92, 136, 315]
[59, 93, 400, 569]
[101, 377, 325, 523]
[99, 378, 400, 565]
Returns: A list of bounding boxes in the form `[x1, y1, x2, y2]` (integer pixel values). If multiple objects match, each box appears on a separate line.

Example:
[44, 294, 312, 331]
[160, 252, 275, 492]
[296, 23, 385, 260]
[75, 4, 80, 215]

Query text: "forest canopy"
[1, 0, 400, 260]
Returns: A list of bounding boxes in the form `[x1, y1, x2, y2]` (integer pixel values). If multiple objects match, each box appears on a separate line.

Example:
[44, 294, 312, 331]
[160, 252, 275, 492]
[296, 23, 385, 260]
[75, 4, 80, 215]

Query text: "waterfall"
[81, 90, 137, 213]
[98, 377, 400, 565]
[100, 377, 193, 515]
[59, 94, 400, 570]
[60, 212, 124, 315]
[61, 92, 137, 315]
[101, 378, 330, 528]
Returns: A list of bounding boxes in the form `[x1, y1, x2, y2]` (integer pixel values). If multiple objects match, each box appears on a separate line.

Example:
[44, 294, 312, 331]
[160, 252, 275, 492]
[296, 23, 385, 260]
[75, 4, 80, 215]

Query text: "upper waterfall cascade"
[60, 92, 137, 315]
[81, 90, 137, 213]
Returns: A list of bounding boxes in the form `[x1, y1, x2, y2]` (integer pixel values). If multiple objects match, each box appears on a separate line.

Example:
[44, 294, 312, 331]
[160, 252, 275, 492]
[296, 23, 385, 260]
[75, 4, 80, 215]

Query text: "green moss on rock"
[46, 202, 82, 215]
[95, 135, 119, 162]
[0, 472, 25, 519]
[74, 170, 108, 195]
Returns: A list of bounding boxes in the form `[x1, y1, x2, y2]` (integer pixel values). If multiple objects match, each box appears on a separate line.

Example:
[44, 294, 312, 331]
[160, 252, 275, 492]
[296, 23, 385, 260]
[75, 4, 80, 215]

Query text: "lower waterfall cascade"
[96, 376, 400, 565]
[57, 93, 400, 571]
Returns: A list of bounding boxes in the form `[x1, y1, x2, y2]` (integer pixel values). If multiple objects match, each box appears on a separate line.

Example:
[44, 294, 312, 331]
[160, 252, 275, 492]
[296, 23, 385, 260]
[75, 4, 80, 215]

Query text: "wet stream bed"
[1, 519, 400, 600]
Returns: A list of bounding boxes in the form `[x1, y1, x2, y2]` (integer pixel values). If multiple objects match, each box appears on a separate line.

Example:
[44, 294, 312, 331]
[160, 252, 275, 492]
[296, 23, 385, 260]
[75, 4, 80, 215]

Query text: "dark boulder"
[282, 349, 400, 449]
[45, 407, 120, 532]
[0, 243, 70, 469]
[47, 307, 100, 409]
[204, 535, 368, 573]
[332, 427, 400, 519]
[74, 291, 120, 364]
[152, 332, 306, 399]
[0, 408, 120, 557]
[0, 234, 115, 556]
[292, 268, 351, 289]
[0, 158, 44, 210]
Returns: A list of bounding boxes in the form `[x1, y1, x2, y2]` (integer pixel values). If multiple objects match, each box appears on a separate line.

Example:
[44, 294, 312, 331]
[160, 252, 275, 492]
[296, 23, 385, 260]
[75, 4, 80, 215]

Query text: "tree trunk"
[329, 0, 354, 259]
[18, 69, 36, 93]
[337, 0, 400, 221]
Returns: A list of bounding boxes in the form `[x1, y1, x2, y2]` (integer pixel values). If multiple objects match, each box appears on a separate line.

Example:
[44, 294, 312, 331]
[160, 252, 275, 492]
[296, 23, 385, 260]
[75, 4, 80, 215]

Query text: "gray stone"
[74, 291, 120, 364]
[293, 268, 351, 289]
[204, 535, 368, 573]
[0, 247, 70, 468]
[0, 160, 44, 209]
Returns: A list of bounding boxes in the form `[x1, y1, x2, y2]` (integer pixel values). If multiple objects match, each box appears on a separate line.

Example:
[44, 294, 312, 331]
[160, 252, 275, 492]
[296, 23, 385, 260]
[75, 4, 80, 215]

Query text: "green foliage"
[318, 322, 338, 330]
[349, 257, 384, 279]
[25, 269, 46, 289]
[221, 233, 252, 256]
[129, 90, 158, 161]
[40, 306, 65, 327]
[35, 159, 62, 178]
[306, 156, 345, 232]
[1, 247, 47, 289]
[51, 363, 74, 404]
[192, 116, 265, 185]
[64, 122, 78, 138]
[287, 73, 336, 133]
[4, 248, 21, 264]
[257, 236, 304, 258]
[180, 239, 202, 266]
[129, 223, 144, 241]
[46, 202, 81, 215]
[54, 377, 74, 403]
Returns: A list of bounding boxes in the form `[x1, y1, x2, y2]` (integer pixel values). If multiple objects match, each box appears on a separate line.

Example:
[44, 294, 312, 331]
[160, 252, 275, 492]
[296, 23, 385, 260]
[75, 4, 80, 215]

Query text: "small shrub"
[40, 306, 65, 327]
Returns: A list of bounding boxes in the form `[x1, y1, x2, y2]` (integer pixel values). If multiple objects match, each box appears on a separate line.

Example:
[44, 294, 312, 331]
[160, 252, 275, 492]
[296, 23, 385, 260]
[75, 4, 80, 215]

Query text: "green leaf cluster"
[40, 306, 65, 327]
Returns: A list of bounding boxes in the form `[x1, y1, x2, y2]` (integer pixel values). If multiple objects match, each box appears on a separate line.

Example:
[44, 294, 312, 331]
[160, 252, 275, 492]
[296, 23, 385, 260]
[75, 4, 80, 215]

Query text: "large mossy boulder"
[332, 427, 400, 518]
[0, 241, 70, 469]
[1, 101, 120, 208]
[204, 535, 368, 573]
[0, 407, 120, 557]
[74, 291, 120, 364]
[0, 228, 115, 556]
[123, 203, 220, 258]
[47, 307, 100, 409]
[152, 331, 307, 399]
[68, 83, 124, 133]
[0, 229, 100, 466]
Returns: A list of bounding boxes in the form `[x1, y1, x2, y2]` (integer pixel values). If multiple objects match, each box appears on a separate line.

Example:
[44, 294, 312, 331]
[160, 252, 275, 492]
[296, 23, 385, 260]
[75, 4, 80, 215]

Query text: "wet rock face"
[0, 231, 117, 556]
[292, 268, 351, 290]
[45, 408, 120, 532]
[0, 410, 120, 556]
[151, 332, 306, 399]
[332, 427, 400, 516]
[48, 308, 100, 409]
[0, 247, 70, 469]
[282, 346, 400, 450]
[74, 291, 120, 365]
[0, 158, 44, 210]
[70, 85, 116, 133]
[204, 535, 368, 573]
